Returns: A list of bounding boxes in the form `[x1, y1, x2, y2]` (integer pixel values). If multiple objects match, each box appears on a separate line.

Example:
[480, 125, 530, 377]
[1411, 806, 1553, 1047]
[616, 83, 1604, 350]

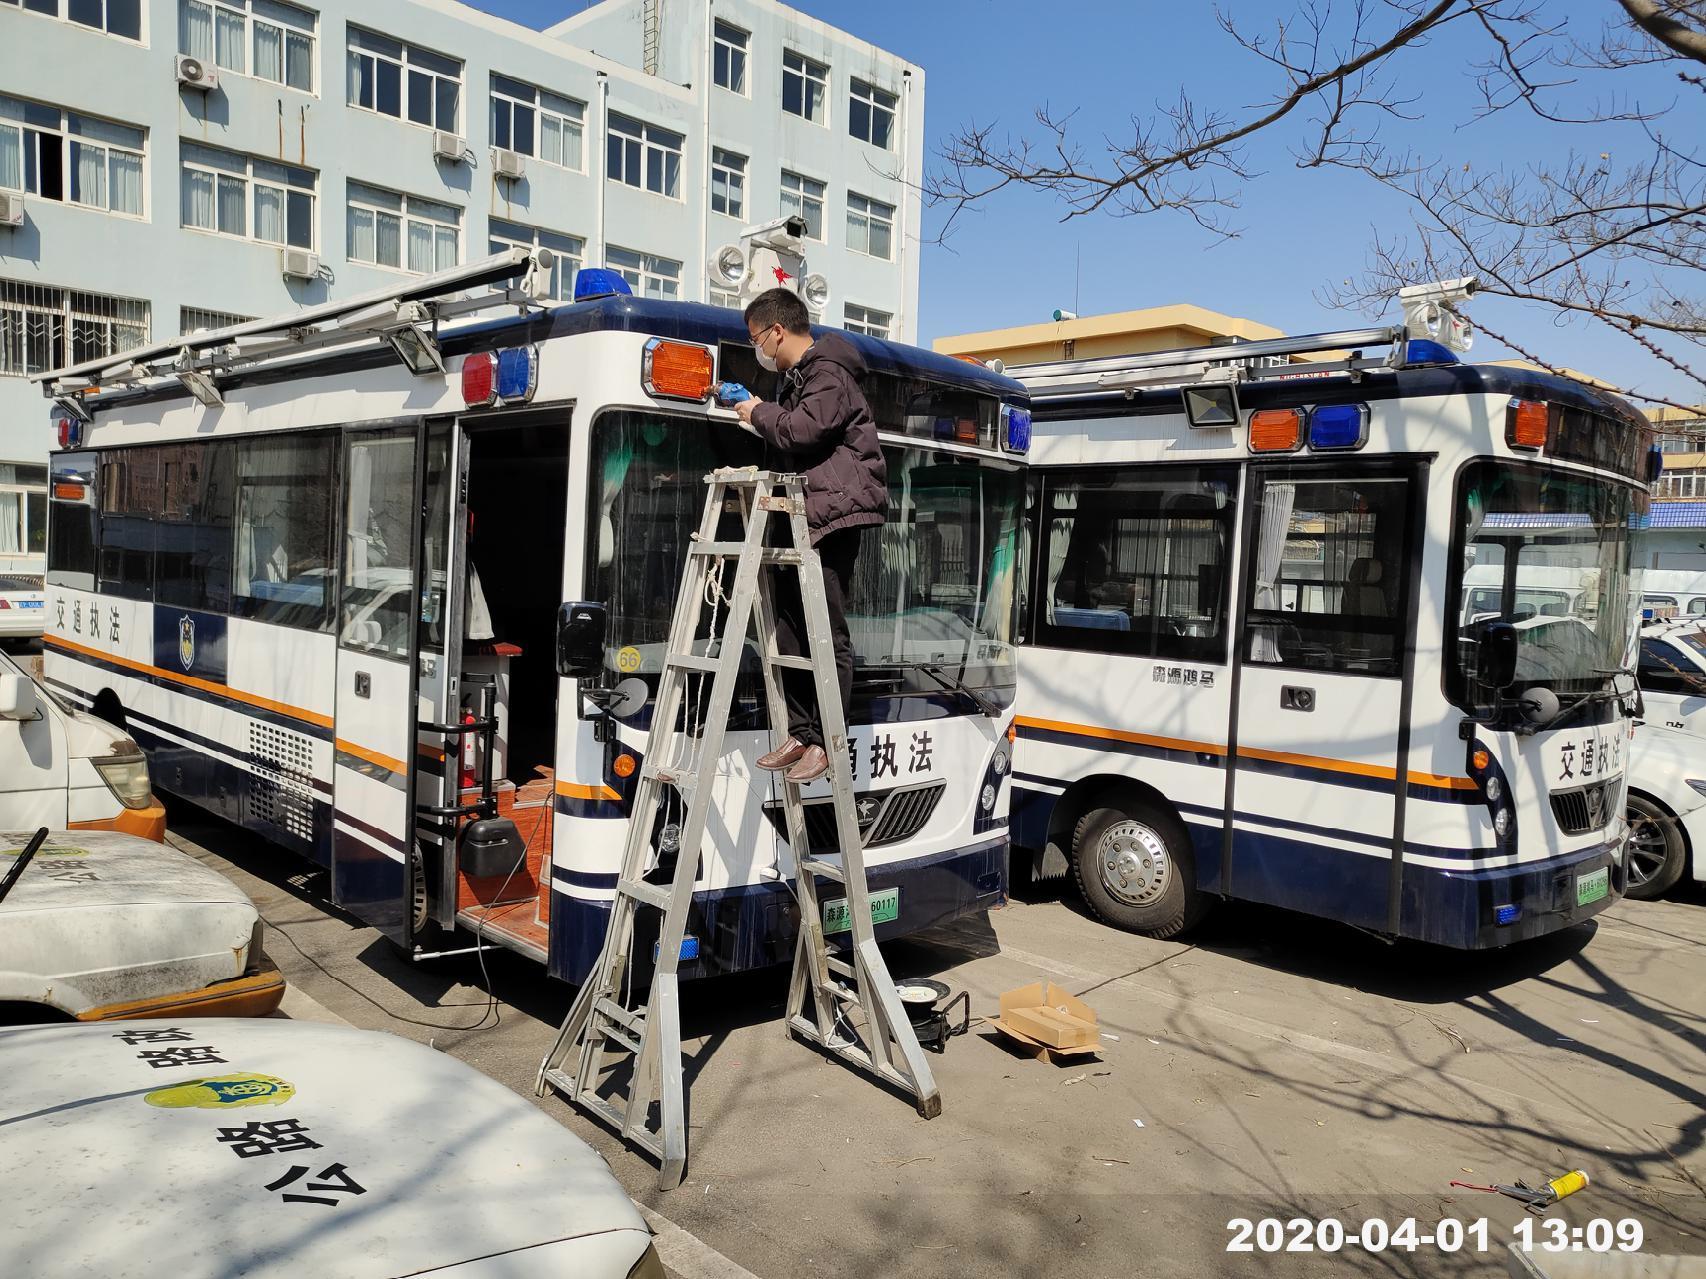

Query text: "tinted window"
[1638, 637, 1706, 696]
[97, 448, 159, 601]
[1244, 466, 1416, 677]
[1034, 465, 1236, 663]
[47, 452, 98, 590]
[155, 442, 236, 612]
[234, 434, 337, 631]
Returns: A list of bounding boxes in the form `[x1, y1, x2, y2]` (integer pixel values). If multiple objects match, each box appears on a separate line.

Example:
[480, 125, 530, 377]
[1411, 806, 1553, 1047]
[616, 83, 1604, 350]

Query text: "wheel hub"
[1625, 816, 1666, 886]
[1098, 820, 1170, 907]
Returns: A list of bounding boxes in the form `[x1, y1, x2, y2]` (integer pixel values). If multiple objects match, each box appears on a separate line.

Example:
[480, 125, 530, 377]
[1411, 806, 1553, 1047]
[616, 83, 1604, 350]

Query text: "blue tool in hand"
[715, 381, 751, 406]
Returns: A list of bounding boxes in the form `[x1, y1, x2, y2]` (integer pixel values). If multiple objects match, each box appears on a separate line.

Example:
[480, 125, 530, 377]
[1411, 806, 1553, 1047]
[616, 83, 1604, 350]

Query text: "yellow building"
[931, 304, 1292, 368]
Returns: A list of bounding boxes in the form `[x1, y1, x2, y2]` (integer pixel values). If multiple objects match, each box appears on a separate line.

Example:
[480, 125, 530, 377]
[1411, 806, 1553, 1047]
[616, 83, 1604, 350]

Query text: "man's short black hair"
[744, 287, 812, 337]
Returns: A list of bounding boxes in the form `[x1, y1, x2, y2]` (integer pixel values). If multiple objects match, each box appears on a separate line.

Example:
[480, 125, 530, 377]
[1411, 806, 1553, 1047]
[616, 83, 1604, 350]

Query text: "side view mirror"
[1478, 620, 1520, 690]
[0, 674, 39, 721]
[556, 601, 608, 679]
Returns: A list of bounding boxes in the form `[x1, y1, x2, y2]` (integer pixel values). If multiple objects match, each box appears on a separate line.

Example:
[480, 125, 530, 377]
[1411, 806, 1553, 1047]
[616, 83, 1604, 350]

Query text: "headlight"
[1485, 776, 1502, 802]
[1493, 808, 1511, 837]
[991, 747, 1010, 776]
[1686, 779, 1706, 799]
[93, 753, 153, 809]
[658, 822, 682, 854]
[980, 783, 997, 812]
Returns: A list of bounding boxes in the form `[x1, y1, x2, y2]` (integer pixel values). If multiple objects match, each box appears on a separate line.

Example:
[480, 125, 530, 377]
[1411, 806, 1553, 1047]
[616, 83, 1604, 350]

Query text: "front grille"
[1551, 782, 1613, 835]
[764, 781, 945, 855]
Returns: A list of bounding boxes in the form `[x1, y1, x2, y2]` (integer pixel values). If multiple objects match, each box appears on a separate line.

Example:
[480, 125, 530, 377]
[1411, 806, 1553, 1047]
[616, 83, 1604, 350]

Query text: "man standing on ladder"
[735, 287, 886, 784]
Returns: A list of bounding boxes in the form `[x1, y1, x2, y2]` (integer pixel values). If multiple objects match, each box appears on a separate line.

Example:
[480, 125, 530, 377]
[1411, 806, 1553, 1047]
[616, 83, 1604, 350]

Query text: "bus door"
[1227, 458, 1424, 932]
[330, 422, 432, 943]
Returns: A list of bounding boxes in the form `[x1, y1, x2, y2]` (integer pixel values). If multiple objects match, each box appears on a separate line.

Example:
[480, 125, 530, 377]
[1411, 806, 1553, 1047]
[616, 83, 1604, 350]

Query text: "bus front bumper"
[1403, 838, 1622, 949]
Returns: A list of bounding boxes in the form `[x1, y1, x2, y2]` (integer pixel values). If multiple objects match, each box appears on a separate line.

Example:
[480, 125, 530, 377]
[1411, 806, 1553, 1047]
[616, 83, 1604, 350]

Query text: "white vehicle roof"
[2, 1018, 651, 1278]
[0, 829, 257, 1014]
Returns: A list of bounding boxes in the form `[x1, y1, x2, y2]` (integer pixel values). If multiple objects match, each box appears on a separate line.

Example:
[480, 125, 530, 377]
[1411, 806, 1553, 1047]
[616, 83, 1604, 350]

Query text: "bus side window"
[1244, 468, 1415, 678]
[232, 434, 338, 633]
[1033, 465, 1236, 662]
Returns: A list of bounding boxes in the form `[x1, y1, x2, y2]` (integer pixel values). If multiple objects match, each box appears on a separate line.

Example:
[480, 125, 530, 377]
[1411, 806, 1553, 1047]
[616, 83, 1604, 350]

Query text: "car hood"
[1629, 723, 1706, 808]
[0, 1019, 651, 1278]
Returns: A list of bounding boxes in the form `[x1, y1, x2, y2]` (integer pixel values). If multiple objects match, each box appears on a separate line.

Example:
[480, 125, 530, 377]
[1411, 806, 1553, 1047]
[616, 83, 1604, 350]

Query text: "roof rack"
[1014, 277, 1477, 402]
[37, 247, 557, 408]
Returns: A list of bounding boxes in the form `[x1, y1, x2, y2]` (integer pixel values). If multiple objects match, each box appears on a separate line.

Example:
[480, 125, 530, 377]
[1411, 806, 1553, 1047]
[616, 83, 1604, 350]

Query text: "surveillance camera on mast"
[706, 216, 829, 317]
[1399, 276, 1477, 355]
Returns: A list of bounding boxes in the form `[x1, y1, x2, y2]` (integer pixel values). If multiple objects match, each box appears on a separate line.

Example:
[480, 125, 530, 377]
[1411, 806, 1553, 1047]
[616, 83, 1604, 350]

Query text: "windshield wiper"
[913, 662, 1002, 717]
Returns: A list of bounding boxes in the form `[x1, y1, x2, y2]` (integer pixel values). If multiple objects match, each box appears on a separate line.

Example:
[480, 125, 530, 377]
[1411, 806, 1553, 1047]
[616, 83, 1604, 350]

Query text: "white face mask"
[753, 328, 780, 373]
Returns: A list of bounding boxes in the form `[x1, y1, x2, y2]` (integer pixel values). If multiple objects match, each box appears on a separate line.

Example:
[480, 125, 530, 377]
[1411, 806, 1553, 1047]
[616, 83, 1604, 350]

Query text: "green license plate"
[1576, 866, 1609, 907]
[822, 886, 900, 935]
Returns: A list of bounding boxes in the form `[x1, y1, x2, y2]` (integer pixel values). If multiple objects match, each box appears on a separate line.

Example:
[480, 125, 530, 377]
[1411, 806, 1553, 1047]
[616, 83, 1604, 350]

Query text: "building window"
[782, 50, 828, 124]
[708, 286, 741, 310]
[180, 305, 255, 334]
[0, 96, 144, 217]
[710, 147, 745, 219]
[489, 75, 584, 170]
[3, 0, 141, 39]
[848, 78, 895, 150]
[347, 182, 459, 273]
[606, 112, 682, 198]
[843, 303, 891, 339]
[489, 218, 582, 301]
[180, 0, 315, 92]
[347, 28, 461, 133]
[0, 463, 48, 558]
[181, 142, 315, 249]
[0, 277, 149, 377]
[846, 192, 894, 260]
[713, 20, 747, 95]
[780, 170, 824, 240]
[606, 245, 680, 299]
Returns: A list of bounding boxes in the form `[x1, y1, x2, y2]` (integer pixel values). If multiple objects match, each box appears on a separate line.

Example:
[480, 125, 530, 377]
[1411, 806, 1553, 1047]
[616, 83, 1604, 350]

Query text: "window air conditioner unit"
[491, 148, 525, 180]
[0, 192, 22, 227]
[176, 54, 219, 92]
[282, 248, 320, 280]
[432, 131, 466, 162]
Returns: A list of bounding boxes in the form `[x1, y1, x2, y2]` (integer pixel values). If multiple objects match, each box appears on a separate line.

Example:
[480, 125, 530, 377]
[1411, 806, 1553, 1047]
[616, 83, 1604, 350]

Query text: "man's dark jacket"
[749, 332, 887, 543]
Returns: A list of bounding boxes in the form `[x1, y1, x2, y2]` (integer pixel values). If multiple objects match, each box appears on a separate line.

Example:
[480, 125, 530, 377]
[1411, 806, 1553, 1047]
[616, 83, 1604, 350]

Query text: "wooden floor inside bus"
[455, 770, 553, 958]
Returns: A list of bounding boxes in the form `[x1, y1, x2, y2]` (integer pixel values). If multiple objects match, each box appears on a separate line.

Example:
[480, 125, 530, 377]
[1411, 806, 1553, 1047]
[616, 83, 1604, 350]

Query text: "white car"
[0, 571, 46, 639]
[1, 1018, 664, 1278]
[1623, 723, 1704, 900]
[0, 828, 284, 1020]
[1635, 617, 1706, 736]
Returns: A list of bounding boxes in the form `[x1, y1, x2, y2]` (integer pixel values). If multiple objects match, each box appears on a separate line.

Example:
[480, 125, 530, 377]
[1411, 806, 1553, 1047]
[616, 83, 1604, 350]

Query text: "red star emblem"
[772, 265, 794, 284]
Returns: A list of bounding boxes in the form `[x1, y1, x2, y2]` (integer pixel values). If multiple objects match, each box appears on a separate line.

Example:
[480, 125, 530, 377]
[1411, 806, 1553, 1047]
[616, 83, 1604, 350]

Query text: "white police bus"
[1007, 280, 1651, 948]
[34, 249, 1028, 982]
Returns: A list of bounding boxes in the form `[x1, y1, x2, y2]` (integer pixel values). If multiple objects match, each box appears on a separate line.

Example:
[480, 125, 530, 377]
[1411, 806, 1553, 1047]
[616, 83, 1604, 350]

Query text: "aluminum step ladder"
[536, 467, 940, 1190]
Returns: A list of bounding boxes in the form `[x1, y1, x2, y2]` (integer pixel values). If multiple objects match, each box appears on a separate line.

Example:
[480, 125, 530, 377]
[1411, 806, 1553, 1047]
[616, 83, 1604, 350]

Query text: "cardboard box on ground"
[990, 981, 1100, 1059]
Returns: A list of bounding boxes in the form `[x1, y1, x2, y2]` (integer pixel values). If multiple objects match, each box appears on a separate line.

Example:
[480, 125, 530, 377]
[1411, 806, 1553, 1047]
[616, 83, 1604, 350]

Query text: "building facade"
[932, 303, 1291, 369]
[0, 0, 924, 572]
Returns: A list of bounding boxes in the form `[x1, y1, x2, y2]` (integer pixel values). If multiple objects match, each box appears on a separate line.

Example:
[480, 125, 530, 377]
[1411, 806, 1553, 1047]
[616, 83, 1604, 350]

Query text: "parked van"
[0, 649, 165, 840]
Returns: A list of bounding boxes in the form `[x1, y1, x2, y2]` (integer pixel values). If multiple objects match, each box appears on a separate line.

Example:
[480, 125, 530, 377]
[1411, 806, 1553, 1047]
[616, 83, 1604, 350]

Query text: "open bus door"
[1227, 460, 1425, 933]
[330, 421, 450, 944]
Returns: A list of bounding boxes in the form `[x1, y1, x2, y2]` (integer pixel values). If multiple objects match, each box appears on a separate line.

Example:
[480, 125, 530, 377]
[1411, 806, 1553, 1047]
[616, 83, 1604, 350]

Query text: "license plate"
[822, 886, 900, 935]
[1576, 866, 1609, 907]
[18, 600, 41, 609]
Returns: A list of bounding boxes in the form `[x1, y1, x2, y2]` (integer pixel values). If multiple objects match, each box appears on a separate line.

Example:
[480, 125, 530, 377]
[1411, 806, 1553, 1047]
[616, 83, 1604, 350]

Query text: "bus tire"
[1071, 802, 1206, 938]
[1624, 792, 1686, 900]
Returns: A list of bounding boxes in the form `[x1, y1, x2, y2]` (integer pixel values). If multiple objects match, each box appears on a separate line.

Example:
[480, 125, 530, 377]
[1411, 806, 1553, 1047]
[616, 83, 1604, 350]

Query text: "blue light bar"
[1404, 338, 1459, 366]
[1003, 405, 1032, 454]
[1494, 904, 1520, 926]
[574, 267, 633, 301]
[1308, 402, 1368, 451]
[652, 936, 700, 962]
[495, 345, 538, 402]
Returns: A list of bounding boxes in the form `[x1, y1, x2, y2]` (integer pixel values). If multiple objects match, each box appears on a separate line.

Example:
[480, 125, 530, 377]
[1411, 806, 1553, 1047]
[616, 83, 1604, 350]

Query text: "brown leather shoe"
[784, 744, 830, 784]
[757, 736, 807, 771]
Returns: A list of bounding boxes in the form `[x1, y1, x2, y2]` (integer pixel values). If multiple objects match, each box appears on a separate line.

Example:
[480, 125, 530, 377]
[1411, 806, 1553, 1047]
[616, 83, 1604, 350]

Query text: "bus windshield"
[590, 410, 1023, 697]
[1448, 460, 1641, 706]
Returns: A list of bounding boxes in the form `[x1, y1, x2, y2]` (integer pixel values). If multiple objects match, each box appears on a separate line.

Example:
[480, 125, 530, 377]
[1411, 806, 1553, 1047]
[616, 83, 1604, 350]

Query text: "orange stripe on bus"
[555, 779, 621, 801]
[43, 634, 333, 730]
[1016, 713, 1477, 791]
[335, 739, 409, 776]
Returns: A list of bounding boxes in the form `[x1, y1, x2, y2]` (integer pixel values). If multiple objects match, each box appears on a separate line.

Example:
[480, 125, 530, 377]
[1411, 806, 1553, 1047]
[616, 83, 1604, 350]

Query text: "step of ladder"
[536, 468, 941, 1192]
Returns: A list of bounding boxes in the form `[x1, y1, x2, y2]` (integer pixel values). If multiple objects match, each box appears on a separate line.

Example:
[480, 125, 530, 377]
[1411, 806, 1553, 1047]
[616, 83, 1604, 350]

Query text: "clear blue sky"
[467, 1, 1695, 404]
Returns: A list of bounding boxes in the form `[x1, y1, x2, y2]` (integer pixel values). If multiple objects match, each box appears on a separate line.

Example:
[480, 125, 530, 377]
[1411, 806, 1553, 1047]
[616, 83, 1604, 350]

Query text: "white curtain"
[216, 174, 245, 235]
[253, 22, 282, 83]
[182, 167, 214, 229]
[347, 204, 374, 262]
[406, 220, 432, 273]
[539, 113, 561, 167]
[347, 51, 364, 104]
[375, 210, 400, 267]
[1043, 490, 1077, 624]
[73, 141, 106, 209]
[109, 149, 142, 214]
[434, 225, 457, 270]
[215, 6, 245, 72]
[0, 493, 19, 554]
[285, 32, 312, 91]
[180, 0, 213, 60]
[1250, 481, 1297, 662]
[253, 183, 283, 244]
[0, 125, 22, 191]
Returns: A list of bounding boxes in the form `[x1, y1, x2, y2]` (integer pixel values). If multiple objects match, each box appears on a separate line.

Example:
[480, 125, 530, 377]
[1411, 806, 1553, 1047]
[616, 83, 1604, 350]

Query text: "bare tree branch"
[1615, 0, 1706, 62]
